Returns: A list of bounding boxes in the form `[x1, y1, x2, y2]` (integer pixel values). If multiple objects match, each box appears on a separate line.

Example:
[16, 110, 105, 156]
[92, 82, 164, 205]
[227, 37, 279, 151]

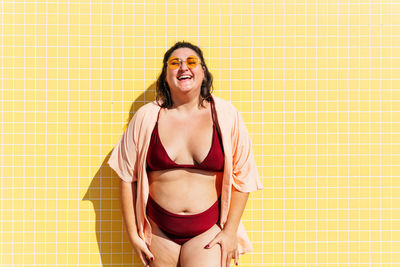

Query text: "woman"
[108, 41, 263, 267]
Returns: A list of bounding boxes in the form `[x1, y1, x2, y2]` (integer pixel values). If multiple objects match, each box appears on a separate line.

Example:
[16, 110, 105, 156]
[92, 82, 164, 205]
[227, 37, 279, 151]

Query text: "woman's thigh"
[148, 217, 181, 267]
[180, 224, 222, 267]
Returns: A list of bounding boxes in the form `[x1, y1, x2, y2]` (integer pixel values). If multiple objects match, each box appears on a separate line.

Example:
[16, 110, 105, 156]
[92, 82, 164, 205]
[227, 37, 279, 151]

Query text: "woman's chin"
[172, 86, 199, 95]
[176, 82, 194, 91]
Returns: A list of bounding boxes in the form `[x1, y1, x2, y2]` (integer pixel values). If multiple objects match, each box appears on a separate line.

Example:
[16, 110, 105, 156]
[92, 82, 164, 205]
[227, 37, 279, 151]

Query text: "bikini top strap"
[209, 96, 224, 151]
[210, 97, 217, 125]
[156, 106, 161, 123]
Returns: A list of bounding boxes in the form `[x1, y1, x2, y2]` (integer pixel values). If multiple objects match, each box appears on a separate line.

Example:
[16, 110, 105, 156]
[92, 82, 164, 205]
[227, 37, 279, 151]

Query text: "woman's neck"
[170, 94, 204, 112]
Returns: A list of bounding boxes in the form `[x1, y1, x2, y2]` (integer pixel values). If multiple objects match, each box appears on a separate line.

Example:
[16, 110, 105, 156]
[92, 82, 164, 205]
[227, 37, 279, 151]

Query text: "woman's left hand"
[205, 229, 239, 266]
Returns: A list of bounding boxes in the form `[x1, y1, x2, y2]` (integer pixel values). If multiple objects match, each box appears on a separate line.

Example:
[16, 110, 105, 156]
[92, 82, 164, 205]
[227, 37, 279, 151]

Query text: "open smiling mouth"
[177, 75, 192, 81]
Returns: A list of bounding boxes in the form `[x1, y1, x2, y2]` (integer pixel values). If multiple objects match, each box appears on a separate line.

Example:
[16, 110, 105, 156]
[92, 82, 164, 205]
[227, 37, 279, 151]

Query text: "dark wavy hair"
[155, 41, 213, 108]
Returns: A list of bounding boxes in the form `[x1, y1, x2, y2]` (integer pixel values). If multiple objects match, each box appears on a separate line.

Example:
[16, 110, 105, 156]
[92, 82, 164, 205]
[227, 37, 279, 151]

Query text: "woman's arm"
[120, 180, 140, 241]
[223, 187, 249, 235]
[120, 180, 154, 266]
[205, 186, 249, 267]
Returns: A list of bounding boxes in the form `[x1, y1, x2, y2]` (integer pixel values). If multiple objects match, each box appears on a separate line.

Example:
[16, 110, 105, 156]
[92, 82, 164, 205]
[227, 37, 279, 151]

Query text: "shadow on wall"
[82, 83, 155, 266]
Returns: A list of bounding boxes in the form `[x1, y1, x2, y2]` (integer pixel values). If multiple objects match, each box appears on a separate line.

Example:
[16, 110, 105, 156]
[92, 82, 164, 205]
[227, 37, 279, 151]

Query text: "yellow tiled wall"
[1, 0, 399, 266]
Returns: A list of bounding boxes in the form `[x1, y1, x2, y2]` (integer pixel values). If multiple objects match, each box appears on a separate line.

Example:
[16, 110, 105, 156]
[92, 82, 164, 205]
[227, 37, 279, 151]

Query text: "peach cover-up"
[107, 95, 263, 254]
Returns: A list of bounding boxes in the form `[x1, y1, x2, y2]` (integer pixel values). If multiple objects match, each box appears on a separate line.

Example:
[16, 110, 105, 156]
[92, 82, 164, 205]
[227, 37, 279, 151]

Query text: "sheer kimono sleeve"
[231, 109, 263, 192]
[107, 117, 138, 183]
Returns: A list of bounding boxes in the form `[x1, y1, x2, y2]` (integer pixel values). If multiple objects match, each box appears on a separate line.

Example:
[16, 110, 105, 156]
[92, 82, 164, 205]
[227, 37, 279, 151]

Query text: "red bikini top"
[146, 99, 224, 172]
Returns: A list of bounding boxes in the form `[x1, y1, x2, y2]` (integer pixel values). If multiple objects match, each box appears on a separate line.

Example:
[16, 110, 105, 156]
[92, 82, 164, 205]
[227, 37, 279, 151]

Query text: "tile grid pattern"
[1, 0, 398, 266]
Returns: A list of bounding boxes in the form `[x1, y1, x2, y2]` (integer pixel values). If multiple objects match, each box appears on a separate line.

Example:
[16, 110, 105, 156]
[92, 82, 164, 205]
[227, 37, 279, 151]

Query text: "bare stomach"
[147, 169, 223, 215]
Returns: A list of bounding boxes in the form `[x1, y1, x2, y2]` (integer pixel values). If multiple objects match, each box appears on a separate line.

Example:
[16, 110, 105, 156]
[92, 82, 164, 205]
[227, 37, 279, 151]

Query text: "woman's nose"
[179, 61, 189, 70]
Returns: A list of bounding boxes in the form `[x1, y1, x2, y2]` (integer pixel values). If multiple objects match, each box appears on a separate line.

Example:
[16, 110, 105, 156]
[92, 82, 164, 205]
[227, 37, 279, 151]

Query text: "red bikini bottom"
[146, 195, 221, 245]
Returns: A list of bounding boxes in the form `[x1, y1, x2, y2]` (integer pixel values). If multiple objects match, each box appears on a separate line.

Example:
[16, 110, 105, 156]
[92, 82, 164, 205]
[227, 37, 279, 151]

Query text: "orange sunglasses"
[167, 55, 201, 70]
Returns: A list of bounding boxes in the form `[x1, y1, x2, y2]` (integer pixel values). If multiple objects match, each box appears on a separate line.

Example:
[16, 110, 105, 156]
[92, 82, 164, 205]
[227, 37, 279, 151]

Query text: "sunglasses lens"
[186, 56, 199, 69]
[168, 58, 180, 70]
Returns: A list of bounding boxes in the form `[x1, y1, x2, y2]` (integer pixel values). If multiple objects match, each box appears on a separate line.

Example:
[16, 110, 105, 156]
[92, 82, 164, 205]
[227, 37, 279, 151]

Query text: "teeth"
[178, 75, 192, 80]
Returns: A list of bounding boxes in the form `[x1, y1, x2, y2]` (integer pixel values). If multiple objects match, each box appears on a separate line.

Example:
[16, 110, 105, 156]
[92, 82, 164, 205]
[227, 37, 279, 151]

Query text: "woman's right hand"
[131, 235, 155, 266]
